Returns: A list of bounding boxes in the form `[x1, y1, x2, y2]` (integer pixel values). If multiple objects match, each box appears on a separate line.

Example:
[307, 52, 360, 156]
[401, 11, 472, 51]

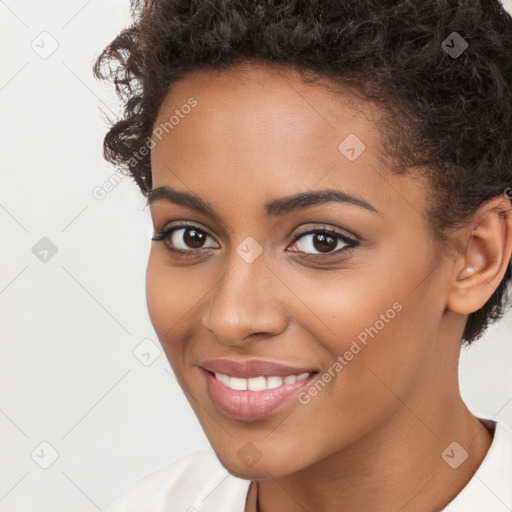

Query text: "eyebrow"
[146, 186, 380, 218]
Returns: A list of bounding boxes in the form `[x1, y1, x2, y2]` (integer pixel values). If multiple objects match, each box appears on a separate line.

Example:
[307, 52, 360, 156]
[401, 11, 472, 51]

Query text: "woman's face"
[146, 63, 458, 478]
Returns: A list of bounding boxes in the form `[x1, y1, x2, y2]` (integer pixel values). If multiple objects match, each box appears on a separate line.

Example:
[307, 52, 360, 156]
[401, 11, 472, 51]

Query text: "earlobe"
[447, 195, 512, 315]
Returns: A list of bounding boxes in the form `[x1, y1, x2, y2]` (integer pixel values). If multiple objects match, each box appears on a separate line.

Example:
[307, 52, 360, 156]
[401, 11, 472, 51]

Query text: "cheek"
[287, 267, 428, 409]
[145, 251, 169, 335]
[286, 267, 402, 350]
[145, 250, 193, 344]
[145, 252, 196, 380]
[145, 250, 203, 339]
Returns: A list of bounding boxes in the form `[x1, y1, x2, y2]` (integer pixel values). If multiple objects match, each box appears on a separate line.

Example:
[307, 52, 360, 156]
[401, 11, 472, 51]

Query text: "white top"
[105, 419, 512, 512]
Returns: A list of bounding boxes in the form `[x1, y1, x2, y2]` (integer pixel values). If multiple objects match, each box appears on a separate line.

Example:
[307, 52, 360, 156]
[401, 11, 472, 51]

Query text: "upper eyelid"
[291, 225, 357, 242]
[164, 221, 217, 241]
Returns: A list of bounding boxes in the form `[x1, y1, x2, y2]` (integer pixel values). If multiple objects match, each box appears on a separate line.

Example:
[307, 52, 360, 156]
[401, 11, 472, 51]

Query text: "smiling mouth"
[201, 368, 319, 421]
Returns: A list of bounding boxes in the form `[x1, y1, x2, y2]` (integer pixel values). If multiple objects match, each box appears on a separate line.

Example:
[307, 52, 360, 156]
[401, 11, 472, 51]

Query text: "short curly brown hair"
[93, 0, 512, 346]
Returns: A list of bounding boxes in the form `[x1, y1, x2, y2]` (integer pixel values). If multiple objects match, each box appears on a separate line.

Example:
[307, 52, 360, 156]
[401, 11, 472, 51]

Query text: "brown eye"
[152, 224, 218, 253]
[181, 227, 208, 249]
[288, 228, 357, 256]
[311, 232, 338, 253]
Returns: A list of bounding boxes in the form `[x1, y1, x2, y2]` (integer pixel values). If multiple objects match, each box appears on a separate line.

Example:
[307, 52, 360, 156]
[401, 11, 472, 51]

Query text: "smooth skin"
[145, 62, 512, 512]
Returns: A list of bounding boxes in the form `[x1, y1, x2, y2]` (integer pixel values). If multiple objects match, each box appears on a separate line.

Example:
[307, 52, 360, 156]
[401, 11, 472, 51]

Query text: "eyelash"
[151, 222, 359, 259]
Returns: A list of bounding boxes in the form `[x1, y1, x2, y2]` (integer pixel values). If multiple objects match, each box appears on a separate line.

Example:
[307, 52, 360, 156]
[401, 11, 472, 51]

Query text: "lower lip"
[201, 368, 317, 421]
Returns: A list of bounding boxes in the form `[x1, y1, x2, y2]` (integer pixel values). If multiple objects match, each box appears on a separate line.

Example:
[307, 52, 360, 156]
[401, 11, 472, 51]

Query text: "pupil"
[313, 233, 336, 253]
[184, 228, 205, 248]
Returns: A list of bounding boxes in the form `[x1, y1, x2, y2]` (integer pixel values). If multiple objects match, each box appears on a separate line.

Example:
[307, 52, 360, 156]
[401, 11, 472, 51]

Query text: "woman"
[94, 0, 512, 510]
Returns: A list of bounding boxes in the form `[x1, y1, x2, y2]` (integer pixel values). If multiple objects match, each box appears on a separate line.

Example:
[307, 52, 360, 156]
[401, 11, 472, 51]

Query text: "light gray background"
[1, 1, 511, 510]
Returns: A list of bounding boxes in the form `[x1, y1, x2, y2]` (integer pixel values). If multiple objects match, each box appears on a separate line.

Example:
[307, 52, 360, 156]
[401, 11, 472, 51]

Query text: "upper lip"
[200, 358, 318, 378]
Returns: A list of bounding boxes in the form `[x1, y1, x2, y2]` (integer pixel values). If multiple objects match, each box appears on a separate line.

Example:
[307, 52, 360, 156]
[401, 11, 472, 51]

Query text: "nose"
[201, 253, 288, 346]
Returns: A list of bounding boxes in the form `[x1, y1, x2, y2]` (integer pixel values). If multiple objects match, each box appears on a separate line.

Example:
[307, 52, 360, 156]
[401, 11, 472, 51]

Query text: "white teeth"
[215, 373, 231, 387]
[266, 376, 283, 389]
[213, 372, 311, 391]
[247, 376, 267, 391]
[230, 377, 248, 390]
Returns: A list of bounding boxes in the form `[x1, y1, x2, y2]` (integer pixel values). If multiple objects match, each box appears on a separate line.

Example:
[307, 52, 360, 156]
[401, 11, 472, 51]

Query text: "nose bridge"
[203, 248, 285, 343]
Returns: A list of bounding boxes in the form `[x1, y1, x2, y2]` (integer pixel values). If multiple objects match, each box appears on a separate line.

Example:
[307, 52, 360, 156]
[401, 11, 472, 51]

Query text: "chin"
[213, 448, 299, 481]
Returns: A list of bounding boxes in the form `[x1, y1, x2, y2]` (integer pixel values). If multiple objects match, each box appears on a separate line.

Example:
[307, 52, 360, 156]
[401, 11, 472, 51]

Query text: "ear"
[447, 194, 512, 315]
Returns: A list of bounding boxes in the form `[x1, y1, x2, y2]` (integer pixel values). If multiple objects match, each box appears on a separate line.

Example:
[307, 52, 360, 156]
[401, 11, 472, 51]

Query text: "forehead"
[149, 63, 427, 225]
[153, 62, 382, 146]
